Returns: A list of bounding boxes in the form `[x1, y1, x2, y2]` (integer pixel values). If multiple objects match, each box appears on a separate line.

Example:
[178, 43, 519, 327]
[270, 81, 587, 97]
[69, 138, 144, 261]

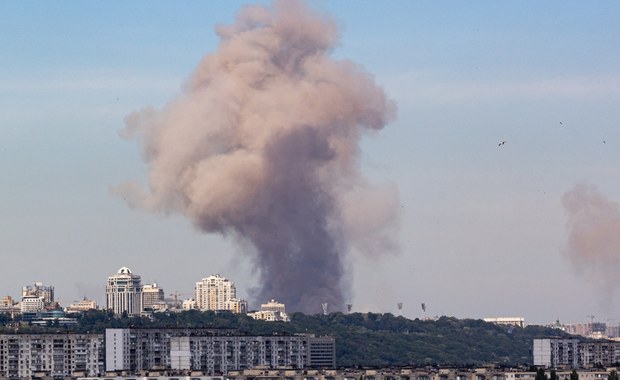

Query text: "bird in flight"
[498, 141, 507, 146]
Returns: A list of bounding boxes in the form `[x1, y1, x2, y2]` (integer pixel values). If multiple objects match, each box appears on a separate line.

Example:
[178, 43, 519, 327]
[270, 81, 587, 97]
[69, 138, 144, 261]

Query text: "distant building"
[105, 267, 142, 316]
[0, 296, 18, 316]
[20, 295, 44, 313]
[565, 322, 608, 339]
[22, 282, 54, 305]
[483, 317, 525, 328]
[195, 274, 245, 312]
[225, 298, 248, 313]
[0, 333, 104, 377]
[142, 283, 166, 311]
[182, 298, 196, 310]
[65, 298, 97, 313]
[248, 299, 290, 322]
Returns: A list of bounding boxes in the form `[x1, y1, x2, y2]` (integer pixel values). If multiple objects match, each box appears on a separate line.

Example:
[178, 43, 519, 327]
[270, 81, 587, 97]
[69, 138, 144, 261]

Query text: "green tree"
[570, 370, 579, 380]
[608, 370, 618, 380]
[536, 368, 548, 380]
[550, 370, 558, 380]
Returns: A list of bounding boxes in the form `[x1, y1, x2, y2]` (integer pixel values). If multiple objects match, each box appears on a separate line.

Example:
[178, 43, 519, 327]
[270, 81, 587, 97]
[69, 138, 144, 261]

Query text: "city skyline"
[1, 1, 620, 324]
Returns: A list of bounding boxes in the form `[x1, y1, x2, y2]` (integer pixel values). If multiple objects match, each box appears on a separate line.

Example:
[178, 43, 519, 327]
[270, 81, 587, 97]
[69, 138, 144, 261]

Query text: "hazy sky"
[1, 1, 619, 325]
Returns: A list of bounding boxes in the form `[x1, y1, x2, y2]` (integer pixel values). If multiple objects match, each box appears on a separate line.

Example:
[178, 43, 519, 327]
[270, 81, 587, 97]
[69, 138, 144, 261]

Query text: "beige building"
[105, 267, 142, 316]
[66, 298, 97, 313]
[142, 283, 166, 311]
[248, 299, 290, 322]
[22, 282, 54, 305]
[195, 274, 244, 312]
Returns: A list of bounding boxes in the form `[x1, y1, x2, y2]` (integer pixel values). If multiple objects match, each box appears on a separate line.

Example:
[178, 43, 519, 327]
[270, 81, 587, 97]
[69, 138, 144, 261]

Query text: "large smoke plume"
[117, 0, 397, 313]
[562, 183, 620, 302]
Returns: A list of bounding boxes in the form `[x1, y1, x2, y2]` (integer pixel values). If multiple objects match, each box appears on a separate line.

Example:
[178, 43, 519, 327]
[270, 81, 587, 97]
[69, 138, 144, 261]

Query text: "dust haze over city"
[1, 1, 619, 326]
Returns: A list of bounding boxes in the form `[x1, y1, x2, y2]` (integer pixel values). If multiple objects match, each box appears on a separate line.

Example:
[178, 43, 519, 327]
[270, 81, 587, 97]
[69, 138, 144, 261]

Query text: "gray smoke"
[562, 183, 620, 301]
[116, 0, 397, 313]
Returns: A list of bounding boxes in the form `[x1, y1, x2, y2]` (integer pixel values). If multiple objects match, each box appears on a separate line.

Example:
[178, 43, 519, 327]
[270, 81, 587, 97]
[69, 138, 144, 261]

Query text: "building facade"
[533, 337, 620, 368]
[195, 275, 241, 312]
[66, 298, 98, 313]
[20, 295, 44, 313]
[106, 267, 143, 316]
[248, 299, 290, 322]
[22, 282, 54, 305]
[142, 283, 166, 311]
[105, 328, 335, 375]
[0, 333, 104, 378]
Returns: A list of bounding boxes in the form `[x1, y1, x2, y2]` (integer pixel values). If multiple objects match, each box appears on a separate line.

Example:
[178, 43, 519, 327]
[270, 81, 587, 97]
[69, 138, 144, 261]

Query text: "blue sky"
[1, 1, 619, 325]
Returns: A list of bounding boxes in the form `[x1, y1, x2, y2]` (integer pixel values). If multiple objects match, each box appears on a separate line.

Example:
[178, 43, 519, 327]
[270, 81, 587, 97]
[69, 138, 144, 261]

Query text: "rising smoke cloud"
[562, 183, 620, 302]
[116, 0, 397, 313]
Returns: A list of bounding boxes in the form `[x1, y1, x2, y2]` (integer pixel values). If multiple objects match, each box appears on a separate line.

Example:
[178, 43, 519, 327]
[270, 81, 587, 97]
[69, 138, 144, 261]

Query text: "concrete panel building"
[0, 333, 104, 378]
[533, 337, 619, 369]
[105, 328, 335, 375]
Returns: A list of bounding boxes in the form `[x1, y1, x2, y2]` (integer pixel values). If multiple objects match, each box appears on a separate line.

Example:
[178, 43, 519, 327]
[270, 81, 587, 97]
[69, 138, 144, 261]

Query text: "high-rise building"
[142, 283, 165, 311]
[22, 282, 54, 305]
[106, 267, 143, 316]
[195, 274, 238, 311]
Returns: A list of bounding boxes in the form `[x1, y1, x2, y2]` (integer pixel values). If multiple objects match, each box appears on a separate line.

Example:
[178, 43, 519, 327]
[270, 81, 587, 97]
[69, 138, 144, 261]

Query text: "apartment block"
[195, 275, 237, 311]
[0, 333, 104, 378]
[533, 337, 620, 368]
[105, 328, 335, 375]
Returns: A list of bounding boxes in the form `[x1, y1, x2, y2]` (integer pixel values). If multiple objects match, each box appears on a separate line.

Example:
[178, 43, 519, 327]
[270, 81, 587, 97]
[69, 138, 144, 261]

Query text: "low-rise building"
[248, 299, 290, 322]
[483, 317, 525, 328]
[66, 298, 98, 313]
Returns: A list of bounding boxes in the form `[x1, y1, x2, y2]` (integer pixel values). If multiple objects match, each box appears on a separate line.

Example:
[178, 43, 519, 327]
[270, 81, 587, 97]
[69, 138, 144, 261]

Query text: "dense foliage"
[1, 311, 568, 367]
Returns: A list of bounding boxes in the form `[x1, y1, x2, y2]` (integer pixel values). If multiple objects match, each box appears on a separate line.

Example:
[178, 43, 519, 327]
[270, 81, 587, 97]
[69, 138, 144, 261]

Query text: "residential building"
[0, 296, 18, 317]
[20, 295, 44, 313]
[142, 283, 166, 311]
[182, 298, 196, 310]
[22, 282, 54, 305]
[105, 267, 143, 316]
[225, 298, 248, 314]
[0, 333, 104, 378]
[533, 337, 620, 368]
[105, 328, 335, 374]
[195, 274, 242, 312]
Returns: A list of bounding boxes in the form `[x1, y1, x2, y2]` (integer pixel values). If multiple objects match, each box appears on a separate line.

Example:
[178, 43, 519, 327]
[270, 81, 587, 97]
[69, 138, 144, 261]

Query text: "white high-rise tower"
[106, 267, 143, 316]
